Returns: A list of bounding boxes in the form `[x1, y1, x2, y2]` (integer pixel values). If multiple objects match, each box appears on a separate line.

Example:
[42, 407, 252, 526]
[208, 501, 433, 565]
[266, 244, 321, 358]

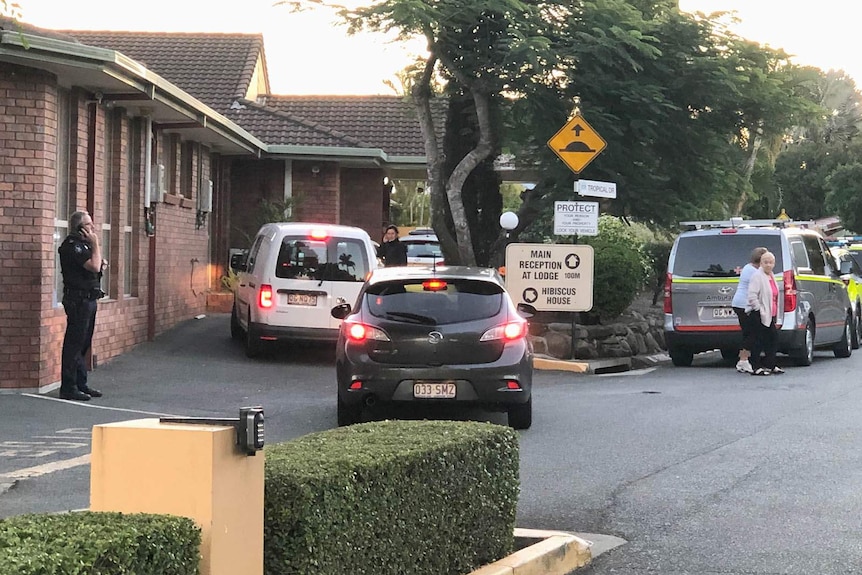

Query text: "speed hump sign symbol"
[547, 114, 607, 174]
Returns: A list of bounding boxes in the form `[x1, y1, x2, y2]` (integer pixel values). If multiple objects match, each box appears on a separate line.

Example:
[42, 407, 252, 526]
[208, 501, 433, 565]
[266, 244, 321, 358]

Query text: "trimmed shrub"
[0, 512, 200, 575]
[264, 420, 519, 575]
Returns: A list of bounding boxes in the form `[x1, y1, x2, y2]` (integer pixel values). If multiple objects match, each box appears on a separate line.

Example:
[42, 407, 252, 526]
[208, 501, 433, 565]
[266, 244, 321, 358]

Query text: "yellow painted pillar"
[90, 418, 264, 575]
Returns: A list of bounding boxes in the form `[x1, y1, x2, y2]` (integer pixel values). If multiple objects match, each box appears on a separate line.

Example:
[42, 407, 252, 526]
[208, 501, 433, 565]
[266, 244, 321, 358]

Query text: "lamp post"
[499, 211, 519, 277]
[499, 211, 519, 240]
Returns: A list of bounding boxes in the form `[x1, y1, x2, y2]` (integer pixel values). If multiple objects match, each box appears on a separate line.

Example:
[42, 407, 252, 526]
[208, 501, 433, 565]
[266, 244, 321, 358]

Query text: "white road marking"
[0, 454, 90, 480]
[22, 393, 180, 417]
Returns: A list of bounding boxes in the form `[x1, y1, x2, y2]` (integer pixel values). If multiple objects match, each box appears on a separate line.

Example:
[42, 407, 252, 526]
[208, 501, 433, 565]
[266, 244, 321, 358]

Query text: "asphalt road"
[3, 313, 862, 574]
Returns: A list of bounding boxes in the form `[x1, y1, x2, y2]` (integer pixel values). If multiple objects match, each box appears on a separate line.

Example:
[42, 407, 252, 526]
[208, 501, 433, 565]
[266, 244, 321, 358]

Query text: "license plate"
[287, 293, 317, 306]
[712, 307, 735, 318]
[413, 381, 456, 399]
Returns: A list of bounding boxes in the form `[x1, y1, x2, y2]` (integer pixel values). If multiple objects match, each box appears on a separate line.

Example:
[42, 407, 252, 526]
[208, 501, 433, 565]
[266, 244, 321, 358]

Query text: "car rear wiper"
[690, 269, 738, 277]
[384, 311, 437, 324]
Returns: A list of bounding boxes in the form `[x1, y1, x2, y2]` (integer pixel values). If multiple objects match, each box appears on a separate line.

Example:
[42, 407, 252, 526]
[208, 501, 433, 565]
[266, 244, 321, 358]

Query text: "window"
[803, 236, 825, 275]
[53, 88, 72, 306]
[274, 237, 370, 282]
[124, 118, 140, 296]
[101, 108, 117, 297]
[673, 235, 783, 277]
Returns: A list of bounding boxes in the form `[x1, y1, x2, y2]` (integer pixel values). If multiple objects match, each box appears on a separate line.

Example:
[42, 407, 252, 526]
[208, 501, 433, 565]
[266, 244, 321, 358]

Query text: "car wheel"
[507, 397, 532, 430]
[853, 308, 861, 350]
[669, 348, 694, 367]
[792, 322, 815, 366]
[834, 314, 852, 358]
[337, 395, 362, 427]
[245, 309, 262, 358]
[230, 304, 242, 341]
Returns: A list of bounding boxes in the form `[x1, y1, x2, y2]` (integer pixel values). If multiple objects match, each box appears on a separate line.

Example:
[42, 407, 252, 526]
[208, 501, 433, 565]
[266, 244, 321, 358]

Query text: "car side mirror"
[840, 260, 852, 275]
[517, 302, 537, 318]
[331, 303, 352, 319]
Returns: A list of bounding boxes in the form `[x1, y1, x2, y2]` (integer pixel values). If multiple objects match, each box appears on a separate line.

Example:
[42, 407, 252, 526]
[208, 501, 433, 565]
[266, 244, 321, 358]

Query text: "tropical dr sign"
[504, 243, 594, 312]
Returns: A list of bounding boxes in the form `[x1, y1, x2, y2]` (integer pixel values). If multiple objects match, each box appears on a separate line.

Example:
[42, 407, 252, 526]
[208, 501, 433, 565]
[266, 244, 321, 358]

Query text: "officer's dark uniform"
[58, 233, 102, 397]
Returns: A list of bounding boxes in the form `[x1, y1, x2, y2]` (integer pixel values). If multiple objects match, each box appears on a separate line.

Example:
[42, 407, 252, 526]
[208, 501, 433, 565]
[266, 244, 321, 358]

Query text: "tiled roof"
[225, 100, 374, 149]
[43, 30, 441, 159]
[57, 31, 265, 113]
[259, 95, 447, 157]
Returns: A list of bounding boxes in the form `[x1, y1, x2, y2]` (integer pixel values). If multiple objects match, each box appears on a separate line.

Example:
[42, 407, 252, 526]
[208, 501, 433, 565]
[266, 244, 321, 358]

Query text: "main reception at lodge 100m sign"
[504, 243, 594, 312]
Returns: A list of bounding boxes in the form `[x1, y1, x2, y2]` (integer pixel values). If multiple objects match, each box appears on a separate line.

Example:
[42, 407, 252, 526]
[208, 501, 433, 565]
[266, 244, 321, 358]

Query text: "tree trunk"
[734, 130, 762, 215]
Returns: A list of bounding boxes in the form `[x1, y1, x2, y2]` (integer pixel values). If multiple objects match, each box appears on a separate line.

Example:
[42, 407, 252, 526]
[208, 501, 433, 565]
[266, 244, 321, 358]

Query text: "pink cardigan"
[747, 268, 779, 327]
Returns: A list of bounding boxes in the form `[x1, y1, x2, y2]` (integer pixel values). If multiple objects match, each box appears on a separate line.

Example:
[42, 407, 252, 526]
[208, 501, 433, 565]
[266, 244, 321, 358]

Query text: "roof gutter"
[0, 30, 266, 156]
[266, 145, 426, 166]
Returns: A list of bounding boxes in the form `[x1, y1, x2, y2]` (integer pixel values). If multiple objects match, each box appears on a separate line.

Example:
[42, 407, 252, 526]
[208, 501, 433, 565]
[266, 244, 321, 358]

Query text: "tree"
[826, 163, 862, 234]
[304, 0, 548, 265]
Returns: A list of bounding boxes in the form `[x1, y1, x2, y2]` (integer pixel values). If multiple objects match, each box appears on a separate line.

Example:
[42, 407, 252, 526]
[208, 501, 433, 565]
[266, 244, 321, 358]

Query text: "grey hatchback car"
[331, 266, 534, 429]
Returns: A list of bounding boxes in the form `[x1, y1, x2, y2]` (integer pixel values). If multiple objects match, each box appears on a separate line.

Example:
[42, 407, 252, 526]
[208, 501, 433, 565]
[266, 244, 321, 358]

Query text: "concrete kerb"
[469, 528, 593, 575]
[534, 352, 671, 374]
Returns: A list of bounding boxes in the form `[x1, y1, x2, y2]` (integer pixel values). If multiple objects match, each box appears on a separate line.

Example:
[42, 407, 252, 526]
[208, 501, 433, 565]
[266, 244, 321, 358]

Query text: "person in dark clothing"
[58, 210, 105, 401]
[377, 224, 408, 266]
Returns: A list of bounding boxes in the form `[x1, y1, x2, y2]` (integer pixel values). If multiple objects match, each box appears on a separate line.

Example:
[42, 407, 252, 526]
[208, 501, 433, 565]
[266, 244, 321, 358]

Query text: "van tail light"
[663, 273, 673, 314]
[258, 284, 273, 309]
[480, 320, 527, 342]
[345, 322, 390, 343]
[783, 270, 797, 312]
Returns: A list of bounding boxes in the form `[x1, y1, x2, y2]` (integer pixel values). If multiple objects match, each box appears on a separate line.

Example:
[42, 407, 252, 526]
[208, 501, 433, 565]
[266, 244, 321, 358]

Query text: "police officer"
[58, 210, 105, 401]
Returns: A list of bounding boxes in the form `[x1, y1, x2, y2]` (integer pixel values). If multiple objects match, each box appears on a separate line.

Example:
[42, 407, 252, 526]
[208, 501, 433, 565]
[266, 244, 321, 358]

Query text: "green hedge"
[0, 512, 200, 575]
[264, 420, 519, 575]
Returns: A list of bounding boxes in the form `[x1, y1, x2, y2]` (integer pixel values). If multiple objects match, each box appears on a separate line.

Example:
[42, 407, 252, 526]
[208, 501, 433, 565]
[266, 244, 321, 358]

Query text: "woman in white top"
[746, 251, 784, 375]
[732, 247, 768, 373]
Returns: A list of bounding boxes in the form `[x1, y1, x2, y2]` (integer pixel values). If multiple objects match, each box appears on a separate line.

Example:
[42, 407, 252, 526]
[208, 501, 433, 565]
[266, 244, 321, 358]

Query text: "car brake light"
[783, 270, 797, 312]
[720, 228, 738, 234]
[480, 321, 527, 342]
[422, 279, 447, 291]
[310, 229, 328, 240]
[259, 284, 273, 309]
[663, 273, 672, 314]
[346, 322, 390, 342]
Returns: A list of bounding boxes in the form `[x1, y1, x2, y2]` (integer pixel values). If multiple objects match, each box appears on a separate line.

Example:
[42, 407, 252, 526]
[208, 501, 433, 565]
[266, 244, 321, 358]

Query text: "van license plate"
[414, 381, 456, 399]
[712, 307, 735, 318]
[288, 293, 317, 306]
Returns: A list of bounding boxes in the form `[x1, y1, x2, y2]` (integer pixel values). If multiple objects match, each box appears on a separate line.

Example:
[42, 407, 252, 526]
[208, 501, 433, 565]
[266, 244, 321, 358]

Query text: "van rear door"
[669, 232, 783, 330]
[326, 237, 373, 329]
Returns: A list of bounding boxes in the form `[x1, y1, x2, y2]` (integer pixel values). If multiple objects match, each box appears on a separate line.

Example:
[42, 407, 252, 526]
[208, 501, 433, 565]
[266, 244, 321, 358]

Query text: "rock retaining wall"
[528, 307, 666, 360]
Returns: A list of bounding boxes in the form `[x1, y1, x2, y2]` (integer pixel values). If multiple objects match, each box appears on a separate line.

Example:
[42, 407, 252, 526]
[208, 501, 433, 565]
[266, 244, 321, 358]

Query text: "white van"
[231, 222, 379, 356]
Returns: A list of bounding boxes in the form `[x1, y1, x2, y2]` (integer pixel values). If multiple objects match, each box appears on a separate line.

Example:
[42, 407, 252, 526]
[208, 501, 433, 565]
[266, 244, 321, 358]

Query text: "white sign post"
[504, 243, 594, 312]
[576, 179, 617, 199]
[554, 201, 599, 236]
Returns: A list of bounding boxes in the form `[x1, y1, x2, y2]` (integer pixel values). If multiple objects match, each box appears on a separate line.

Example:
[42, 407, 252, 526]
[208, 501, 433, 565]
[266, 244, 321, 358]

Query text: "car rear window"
[673, 234, 783, 277]
[404, 240, 442, 259]
[364, 279, 503, 324]
[275, 237, 369, 282]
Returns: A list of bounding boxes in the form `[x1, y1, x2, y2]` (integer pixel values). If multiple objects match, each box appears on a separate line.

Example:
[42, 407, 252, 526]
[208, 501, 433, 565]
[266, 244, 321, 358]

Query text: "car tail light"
[783, 270, 797, 312]
[663, 273, 672, 314]
[258, 284, 273, 309]
[480, 320, 527, 342]
[422, 279, 447, 291]
[506, 380, 522, 390]
[346, 322, 390, 342]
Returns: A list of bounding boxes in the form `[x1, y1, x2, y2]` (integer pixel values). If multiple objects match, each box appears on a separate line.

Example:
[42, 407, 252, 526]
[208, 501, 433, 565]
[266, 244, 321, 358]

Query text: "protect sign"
[504, 243, 594, 312]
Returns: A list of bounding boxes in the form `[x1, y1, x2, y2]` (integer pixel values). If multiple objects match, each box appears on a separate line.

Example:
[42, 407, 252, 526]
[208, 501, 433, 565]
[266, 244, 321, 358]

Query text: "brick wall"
[340, 167, 386, 241]
[0, 65, 215, 392]
[293, 161, 340, 225]
[0, 64, 57, 389]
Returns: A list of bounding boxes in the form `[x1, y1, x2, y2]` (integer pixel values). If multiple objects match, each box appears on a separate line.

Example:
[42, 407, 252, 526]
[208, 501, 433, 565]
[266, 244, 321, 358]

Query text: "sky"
[14, 0, 862, 95]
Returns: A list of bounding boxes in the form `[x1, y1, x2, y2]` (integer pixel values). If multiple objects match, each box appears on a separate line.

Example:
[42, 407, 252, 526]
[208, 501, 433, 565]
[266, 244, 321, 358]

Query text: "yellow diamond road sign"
[547, 114, 607, 174]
